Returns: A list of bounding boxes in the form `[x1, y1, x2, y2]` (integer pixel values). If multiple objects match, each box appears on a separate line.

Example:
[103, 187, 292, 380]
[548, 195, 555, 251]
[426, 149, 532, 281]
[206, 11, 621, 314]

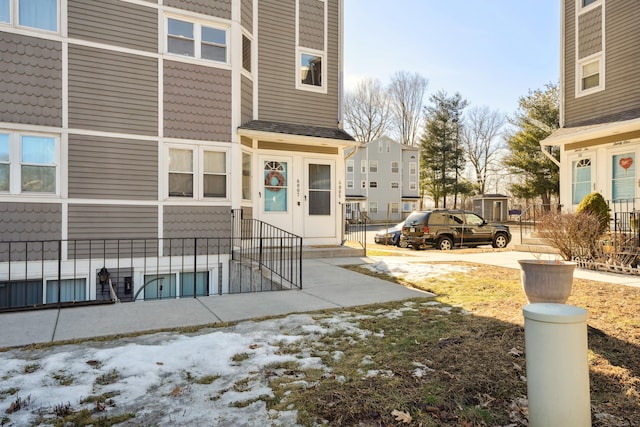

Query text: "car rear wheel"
[399, 240, 409, 248]
[437, 236, 453, 251]
[492, 233, 508, 248]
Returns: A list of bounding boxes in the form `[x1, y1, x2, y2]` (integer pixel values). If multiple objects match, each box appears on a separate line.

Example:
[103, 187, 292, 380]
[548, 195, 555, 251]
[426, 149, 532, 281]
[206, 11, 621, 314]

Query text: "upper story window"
[391, 162, 399, 173]
[346, 160, 354, 174]
[360, 160, 366, 174]
[0, 0, 58, 32]
[168, 146, 228, 199]
[579, 0, 601, 12]
[391, 181, 399, 189]
[369, 160, 378, 173]
[242, 34, 252, 72]
[409, 162, 417, 175]
[0, 132, 59, 195]
[167, 17, 228, 64]
[346, 180, 354, 189]
[577, 53, 604, 97]
[369, 181, 378, 188]
[298, 50, 324, 91]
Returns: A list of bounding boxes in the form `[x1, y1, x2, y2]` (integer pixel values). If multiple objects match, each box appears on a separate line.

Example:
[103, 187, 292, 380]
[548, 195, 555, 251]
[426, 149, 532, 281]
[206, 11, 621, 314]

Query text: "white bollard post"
[523, 303, 591, 427]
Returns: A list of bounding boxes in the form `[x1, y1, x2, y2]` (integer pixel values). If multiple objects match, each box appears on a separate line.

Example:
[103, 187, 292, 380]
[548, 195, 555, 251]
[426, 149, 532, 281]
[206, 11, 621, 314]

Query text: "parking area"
[366, 222, 522, 252]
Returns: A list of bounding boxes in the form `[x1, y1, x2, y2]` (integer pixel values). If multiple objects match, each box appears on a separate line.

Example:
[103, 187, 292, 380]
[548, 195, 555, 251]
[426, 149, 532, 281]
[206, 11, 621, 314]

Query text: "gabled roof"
[238, 120, 354, 141]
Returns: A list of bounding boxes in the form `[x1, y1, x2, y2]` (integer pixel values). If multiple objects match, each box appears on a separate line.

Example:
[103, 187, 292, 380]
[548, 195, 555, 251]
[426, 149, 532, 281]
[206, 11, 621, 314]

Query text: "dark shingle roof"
[566, 108, 640, 128]
[239, 120, 354, 141]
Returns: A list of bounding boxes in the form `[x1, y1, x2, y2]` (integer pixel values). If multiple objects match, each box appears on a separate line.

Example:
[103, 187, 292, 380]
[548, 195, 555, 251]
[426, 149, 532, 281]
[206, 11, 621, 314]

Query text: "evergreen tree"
[504, 83, 560, 207]
[420, 91, 468, 208]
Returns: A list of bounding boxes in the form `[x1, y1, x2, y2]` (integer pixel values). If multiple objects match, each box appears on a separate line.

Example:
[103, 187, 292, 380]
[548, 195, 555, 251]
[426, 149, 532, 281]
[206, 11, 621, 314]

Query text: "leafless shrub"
[536, 211, 603, 261]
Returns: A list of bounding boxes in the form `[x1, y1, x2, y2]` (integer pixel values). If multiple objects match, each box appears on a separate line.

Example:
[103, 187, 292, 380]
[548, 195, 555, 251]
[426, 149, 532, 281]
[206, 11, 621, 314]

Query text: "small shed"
[473, 194, 509, 222]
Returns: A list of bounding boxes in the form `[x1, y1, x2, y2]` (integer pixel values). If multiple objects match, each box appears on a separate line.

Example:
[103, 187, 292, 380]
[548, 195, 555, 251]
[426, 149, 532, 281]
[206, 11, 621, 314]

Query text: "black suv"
[400, 210, 511, 250]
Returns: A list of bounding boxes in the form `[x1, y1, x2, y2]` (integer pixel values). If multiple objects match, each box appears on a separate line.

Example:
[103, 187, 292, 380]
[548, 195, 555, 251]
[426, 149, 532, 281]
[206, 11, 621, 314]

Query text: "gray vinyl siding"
[0, 203, 62, 242]
[68, 46, 158, 135]
[163, 205, 232, 238]
[0, 33, 62, 127]
[564, 1, 640, 126]
[241, 75, 254, 124]
[578, 7, 602, 58]
[299, 0, 325, 51]
[164, 0, 231, 19]
[164, 61, 232, 141]
[68, 0, 157, 53]
[68, 205, 158, 240]
[68, 134, 158, 200]
[257, 0, 339, 128]
[241, 0, 253, 31]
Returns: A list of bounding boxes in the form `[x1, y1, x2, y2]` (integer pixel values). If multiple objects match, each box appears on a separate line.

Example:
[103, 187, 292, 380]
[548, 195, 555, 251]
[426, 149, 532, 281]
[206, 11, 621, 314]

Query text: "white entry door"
[304, 159, 335, 238]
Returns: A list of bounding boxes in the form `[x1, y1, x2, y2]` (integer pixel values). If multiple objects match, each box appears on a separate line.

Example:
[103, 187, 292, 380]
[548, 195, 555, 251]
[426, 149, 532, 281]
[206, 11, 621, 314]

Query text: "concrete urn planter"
[518, 260, 576, 304]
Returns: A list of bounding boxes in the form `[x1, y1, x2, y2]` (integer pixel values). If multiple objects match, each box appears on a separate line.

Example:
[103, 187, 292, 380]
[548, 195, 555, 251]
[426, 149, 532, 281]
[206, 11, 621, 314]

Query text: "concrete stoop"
[302, 245, 365, 259]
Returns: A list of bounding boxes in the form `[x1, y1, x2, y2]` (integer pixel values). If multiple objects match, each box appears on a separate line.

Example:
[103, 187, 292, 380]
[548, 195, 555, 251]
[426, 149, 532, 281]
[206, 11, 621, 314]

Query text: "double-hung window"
[0, 132, 58, 195]
[168, 146, 228, 200]
[577, 54, 604, 96]
[0, 0, 58, 32]
[167, 17, 228, 64]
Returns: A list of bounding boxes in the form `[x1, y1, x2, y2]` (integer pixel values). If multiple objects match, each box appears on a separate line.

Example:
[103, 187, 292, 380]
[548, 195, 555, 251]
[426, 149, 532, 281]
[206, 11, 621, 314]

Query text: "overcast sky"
[344, 0, 560, 116]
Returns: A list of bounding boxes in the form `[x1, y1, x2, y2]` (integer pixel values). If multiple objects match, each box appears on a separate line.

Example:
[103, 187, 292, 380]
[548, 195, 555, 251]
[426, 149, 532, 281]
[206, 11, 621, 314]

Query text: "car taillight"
[424, 226, 429, 233]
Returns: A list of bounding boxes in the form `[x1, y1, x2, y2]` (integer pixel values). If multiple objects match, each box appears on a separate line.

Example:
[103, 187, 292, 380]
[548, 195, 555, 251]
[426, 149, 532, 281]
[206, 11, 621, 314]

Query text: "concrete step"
[302, 245, 365, 259]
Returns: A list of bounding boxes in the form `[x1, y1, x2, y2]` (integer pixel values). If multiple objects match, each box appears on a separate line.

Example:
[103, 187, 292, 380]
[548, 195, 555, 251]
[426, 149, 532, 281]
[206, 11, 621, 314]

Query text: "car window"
[406, 213, 428, 225]
[449, 214, 463, 224]
[464, 213, 484, 226]
[429, 212, 448, 225]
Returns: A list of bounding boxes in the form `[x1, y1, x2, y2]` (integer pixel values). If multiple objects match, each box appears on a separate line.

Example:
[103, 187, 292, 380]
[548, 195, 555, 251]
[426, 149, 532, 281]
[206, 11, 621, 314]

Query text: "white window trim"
[166, 143, 230, 201]
[240, 29, 254, 79]
[0, 0, 60, 34]
[294, 0, 328, 94]
[577, 0, 602, 14]
[409, 162, 417, 175]
[0, 130, 61, 197]
[369, 181, 377, 188]
[360, 180, 366, 189]
[576, 52, 605, 98]
[391, 161, 399, 173]
[409, 182, 417, 191]
[369, 160, 378, 173]
[164, 13, 230, 67]
[360, 160, 366, 174]
[295, 47, 327, 94]
[346, 180, 354, 189]
[390, 181, 399, 189]
[346, 159, 354, 174]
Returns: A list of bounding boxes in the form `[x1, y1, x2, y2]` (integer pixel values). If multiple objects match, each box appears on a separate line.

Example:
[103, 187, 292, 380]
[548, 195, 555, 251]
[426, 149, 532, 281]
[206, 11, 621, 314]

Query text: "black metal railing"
[231, 209, 303, 291]
[517, 204, 562, 243]
[342, 202, 367, 253]
[1, 236, 231, 312]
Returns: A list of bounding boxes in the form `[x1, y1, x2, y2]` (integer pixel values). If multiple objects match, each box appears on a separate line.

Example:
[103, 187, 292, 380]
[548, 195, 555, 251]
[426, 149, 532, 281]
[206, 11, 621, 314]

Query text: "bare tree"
[388, 71, 428, 147]
[343, 78, 391, 143]
[460, 106, 506, 195]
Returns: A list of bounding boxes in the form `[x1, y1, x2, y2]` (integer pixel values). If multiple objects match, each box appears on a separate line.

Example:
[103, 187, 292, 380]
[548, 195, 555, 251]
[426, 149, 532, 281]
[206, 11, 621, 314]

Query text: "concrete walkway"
[1, 251, 635, 349]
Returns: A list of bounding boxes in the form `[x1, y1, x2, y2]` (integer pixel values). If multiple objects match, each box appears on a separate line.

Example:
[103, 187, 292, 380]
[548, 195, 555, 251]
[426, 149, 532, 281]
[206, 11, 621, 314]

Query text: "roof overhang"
[541, 116, 640, 150]
[237, 120, 358, 149]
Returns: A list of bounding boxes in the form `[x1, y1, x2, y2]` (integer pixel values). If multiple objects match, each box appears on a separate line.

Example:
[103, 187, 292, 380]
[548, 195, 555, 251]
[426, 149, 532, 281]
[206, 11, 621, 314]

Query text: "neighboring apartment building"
[0, 0, 354, 307]
[345, 136, 420, 223]
[541, 0, 640, 212]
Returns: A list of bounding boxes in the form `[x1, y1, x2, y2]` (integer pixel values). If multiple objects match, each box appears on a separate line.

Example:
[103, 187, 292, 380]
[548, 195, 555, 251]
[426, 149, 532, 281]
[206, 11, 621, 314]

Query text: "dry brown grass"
[279, 261, 640, 426]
